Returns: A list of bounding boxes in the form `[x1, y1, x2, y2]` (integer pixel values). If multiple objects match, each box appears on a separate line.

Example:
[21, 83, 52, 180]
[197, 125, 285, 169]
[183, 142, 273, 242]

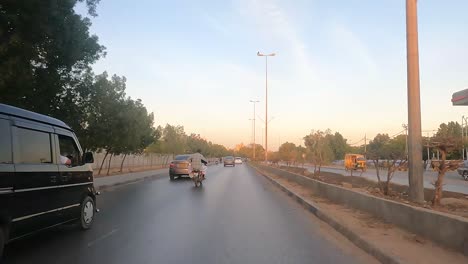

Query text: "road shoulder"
[94, 168, 168, 191]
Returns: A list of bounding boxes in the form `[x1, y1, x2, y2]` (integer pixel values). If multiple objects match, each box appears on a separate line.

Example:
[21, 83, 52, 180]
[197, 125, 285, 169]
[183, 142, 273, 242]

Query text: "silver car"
[169, 155, 192, 180]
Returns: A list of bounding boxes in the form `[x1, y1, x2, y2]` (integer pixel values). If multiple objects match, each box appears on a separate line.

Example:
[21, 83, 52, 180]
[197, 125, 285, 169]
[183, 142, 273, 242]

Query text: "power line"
[348, 137, 365, 146]
[390, 129, 406, 139]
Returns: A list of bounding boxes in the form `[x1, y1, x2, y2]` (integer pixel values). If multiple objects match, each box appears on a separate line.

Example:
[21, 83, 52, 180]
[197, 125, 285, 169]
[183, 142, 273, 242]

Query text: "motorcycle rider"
[190, 150, 208, 179]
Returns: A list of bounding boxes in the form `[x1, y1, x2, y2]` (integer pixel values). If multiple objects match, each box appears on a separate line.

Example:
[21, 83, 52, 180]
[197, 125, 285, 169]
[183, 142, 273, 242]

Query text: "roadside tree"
[304, 130, 333, 175]
[326, 132, 349, 161]
[430, 138, 462, 206]
[0, 0, 105, 118]
[278, 142, 297, 166]
[367, 134, 407, 195]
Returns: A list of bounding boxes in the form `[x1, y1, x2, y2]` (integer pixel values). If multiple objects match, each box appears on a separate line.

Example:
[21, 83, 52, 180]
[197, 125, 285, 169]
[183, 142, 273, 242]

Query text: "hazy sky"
[79, 0, 468, 150]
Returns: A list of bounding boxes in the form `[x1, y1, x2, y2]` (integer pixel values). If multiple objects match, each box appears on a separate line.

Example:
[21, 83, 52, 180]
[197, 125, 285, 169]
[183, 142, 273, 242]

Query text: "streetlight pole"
[462, 115, 468, 160]
[250, 100, 260, 160]
[462, 116, 465, 160]
[402, 124, 408, 158]
[257, 51, 276, 162]
[406, 0, 424, 203]
[248, 118, 254, 155]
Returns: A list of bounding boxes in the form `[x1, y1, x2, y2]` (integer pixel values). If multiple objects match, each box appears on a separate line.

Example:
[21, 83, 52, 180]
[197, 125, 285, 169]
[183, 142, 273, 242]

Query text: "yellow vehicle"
[345, 154, 367, 172]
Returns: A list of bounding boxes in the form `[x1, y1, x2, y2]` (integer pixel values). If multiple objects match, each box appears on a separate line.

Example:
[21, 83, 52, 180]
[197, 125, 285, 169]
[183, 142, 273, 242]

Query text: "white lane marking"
[13, 204, 80, 222]
[87, 228, 119, 247]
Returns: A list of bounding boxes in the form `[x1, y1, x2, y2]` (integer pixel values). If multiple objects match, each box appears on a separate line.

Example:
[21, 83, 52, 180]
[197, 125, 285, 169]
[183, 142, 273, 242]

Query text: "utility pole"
[364, 134, 367, 157]
[465, 117, 468, 160]
[257, 51, 276, 162]
[278, 134, 281, 150]
[249, 118, 254, 149]
[403, 124, 408, 158]
[250, 100, 259, 160]
[426, 132, 430, 170]
[406, 0, 424, 203]
[462, 115, 468, 161]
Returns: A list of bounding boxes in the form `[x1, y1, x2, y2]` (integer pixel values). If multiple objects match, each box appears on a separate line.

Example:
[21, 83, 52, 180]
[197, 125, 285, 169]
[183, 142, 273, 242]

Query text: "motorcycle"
[191, 170, 205, 187]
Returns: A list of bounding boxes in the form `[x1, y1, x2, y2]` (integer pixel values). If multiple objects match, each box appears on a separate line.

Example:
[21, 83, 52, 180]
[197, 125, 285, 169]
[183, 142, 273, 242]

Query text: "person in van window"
[60, 154, 72, 165]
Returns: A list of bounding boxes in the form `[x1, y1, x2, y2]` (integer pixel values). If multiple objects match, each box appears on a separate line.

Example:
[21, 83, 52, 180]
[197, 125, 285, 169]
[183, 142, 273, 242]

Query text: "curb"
[96, 172, 167, 192]
[250, 164, 402, 264]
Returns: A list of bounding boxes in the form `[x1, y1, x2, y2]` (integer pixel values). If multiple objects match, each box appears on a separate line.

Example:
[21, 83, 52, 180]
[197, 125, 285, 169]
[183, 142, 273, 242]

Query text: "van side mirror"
[84, 152, 94, 164]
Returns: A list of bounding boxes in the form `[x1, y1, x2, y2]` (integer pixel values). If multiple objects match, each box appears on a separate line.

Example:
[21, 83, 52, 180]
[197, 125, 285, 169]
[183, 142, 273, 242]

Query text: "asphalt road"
[3, 164, 376, 264]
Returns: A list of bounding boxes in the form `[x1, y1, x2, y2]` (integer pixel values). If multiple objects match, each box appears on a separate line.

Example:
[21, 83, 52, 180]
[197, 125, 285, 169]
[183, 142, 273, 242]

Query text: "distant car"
[224, 156, 235, 167]
[457, 160, 468, 181]
[235, 157, 243, 164]
[169, 155, 192, 180]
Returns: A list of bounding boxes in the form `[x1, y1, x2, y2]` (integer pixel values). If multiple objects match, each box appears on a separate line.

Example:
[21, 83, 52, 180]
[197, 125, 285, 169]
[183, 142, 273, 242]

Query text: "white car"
[234, 157, 243, 164]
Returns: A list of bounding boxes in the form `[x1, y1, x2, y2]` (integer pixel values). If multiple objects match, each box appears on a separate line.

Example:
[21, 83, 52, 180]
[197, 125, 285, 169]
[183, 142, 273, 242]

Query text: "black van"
[0, 103, 98, 257]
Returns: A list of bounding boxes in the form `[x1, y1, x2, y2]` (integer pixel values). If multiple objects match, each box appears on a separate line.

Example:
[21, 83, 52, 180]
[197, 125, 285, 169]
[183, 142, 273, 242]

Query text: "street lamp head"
[257, 52, 276, 57]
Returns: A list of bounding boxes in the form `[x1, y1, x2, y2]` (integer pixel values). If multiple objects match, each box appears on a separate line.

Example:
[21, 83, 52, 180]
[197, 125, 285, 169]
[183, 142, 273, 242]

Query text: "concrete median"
[252, 163, 468, 256]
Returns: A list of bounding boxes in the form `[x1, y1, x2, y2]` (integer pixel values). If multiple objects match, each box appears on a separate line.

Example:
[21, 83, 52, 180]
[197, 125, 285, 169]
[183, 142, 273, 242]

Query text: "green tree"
[251, 144, 265, 161]
[80, 72, 127, 153]
[87, 73, 127, 175]
[145, 126, 163, 153]
[278, 142, 297, 166]
[326, 132, 348, 160]
[434, 122, 462, 160]
[367, 134, 407, 195]
[114, 98, 157, 173]
[348, 145, 365, 155]
[295, 145, 307, 166]
[159, 124, 187, 155]
[304, 130, 333, 174]
[430, 127, 463, 205]
[268, 151, 280, 164]
[209, 143, 230, 157]
[236, 145, 252, 159]
[231, 143, 265, 160]
[186, 134, 210, 155]
[0, 0, 105, 117]
[146, 126, 230, 158]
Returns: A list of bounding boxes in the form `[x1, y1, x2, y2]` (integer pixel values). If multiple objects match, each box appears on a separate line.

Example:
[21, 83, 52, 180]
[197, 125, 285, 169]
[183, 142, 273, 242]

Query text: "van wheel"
[80, 196, 95, 230]
[463, 171, 468, 181]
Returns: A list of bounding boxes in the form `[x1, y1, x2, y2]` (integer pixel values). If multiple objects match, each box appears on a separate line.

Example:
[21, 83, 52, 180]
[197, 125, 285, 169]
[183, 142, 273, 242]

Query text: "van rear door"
[10, 120, 61, 238]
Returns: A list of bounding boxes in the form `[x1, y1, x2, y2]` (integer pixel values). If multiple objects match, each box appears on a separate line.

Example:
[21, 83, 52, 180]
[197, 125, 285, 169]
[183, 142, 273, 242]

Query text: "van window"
[58, 135, 81, 166]
[16, 128, 52, 163]
[0, 119, 12, 163]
